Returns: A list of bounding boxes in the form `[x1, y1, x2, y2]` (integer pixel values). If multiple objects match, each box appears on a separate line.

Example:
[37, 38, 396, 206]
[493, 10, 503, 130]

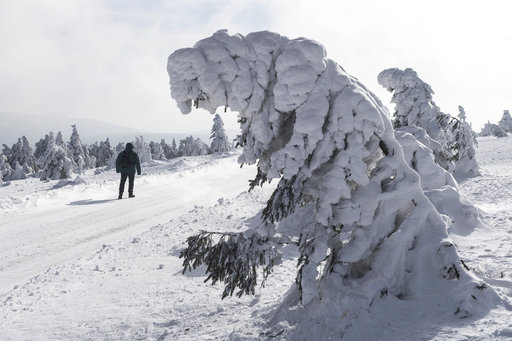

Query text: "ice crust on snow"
[167, 30, 501, 338]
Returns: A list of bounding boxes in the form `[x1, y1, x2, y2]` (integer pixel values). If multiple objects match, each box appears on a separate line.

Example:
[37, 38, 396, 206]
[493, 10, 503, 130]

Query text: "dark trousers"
[119, 173, 135, 195]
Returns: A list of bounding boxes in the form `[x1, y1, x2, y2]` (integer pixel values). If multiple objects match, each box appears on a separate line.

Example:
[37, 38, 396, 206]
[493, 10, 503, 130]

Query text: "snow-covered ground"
[1, 139, 512, 340]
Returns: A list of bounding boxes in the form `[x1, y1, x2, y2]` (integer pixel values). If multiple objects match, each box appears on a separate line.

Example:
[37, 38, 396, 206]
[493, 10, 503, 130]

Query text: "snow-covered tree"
[161, 139, 178, 159]
[39, 132, 74, 180]
[68, 125, 90, 173]
[378, 68, 456, 172]
[88, 142, 99, 163]
[450, 106, 479, 178]
[34, 134, 51, 170]
[149, 141, 166, 160]
[178, 136, 209, 156]
[10, 161, 26, 180]
[95, 138, 114, 167]
[134, 136, 152, 163]
[34, 135, 49, 159]
[167, 30, 498, 338]
[498, 110, 512, 132]
[2, 144, 12, 164]
[480, 121, 507, 137]
[0, 153, 14, 181]
[210, 113, 231, 153]
[17, 136, 37, 173]
[4, 137, 36, 175]
[105, 142, 125, 170]
[55, 131, 66, 147]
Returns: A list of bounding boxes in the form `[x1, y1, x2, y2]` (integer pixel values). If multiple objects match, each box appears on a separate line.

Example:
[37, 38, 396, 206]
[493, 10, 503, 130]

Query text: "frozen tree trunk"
[167, 30, 500, 338]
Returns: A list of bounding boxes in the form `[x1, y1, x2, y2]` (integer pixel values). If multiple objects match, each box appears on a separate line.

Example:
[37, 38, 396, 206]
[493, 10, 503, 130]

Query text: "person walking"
[116, 142, 141, 199]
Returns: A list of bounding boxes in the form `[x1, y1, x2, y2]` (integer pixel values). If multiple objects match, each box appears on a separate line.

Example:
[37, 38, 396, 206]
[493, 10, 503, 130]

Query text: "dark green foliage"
[180, 230, 279, 299]
[248, 167, 269, 191]
[261, 177, 300, 224]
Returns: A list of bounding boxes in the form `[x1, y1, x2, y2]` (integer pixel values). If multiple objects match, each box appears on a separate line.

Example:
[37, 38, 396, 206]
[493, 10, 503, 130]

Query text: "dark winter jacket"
[116, 143, 141, 175]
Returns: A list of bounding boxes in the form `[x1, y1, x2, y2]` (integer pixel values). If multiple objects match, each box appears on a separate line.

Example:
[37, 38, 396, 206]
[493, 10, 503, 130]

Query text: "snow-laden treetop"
[168, 30, 390, 225]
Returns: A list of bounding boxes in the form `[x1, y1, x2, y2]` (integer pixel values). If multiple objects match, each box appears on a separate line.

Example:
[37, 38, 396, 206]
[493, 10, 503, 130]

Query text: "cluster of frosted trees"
[168, 30, 493, 338]
[0, 114, 232, 183]
[479, 110, 512, 137]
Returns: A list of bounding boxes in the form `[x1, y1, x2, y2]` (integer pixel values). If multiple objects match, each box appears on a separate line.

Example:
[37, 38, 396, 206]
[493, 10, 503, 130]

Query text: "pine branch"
[180, 230, 279, 299]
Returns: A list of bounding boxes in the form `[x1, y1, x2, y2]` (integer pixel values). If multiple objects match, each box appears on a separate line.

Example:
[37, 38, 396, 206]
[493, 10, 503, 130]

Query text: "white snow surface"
[1, 140, 512, 340]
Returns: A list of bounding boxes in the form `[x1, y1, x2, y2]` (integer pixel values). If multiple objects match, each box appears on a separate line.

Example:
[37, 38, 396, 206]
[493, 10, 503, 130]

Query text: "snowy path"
[0, 155, 255, 295]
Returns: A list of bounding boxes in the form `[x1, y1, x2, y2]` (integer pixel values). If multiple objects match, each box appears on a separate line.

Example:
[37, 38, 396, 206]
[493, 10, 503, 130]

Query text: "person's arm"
[115, 153, 121, 173]
[136, 154, 141, 175]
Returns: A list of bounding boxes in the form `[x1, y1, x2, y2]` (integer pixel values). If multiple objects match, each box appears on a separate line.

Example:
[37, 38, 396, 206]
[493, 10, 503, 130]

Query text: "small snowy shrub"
[168, 30, 499, 338]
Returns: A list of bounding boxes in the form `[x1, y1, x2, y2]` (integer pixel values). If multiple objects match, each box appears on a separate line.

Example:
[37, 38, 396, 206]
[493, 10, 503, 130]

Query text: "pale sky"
[0, 0, 510, 133]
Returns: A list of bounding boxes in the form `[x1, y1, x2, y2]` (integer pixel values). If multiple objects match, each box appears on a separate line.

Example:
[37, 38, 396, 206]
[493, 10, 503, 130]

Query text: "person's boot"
[129, 193, 135, 198]
[118, 193, 123, 199]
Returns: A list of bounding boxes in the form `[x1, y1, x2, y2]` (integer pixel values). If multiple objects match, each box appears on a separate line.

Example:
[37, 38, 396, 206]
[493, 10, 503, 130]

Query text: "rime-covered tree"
[10, 161, 26, 180]
[56, 131, 66, 147]
[34, 134, 51, 170]
[68, 125, 92, 173]
[378, 68, 456, 172]
[95, 138, 114, 167]
[480, 121, 507, 137]
[88, 142, 99, 163]
[2, 144, 12, 165]
[17, 136, 37, 173]
[161, 139, 178, 159]
[178, 136, 209, 156]
[149, 141, 166, 160]
[39, 132, 74, 180]
[106, 142, 125, 170]
[134, 136, 152, 163]
[2, 136, 37, 175]
[498, 110, 512, 132]
[210, 113, 231, 153]
[168, 30, 498, 338]
[0, 153, 14, 181]
[34, 135, 49, 158]
[450, 106, 479, 178]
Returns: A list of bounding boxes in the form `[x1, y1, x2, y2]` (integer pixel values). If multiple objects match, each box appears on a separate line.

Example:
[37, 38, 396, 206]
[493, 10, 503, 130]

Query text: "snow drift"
[167, 30, 500, 338]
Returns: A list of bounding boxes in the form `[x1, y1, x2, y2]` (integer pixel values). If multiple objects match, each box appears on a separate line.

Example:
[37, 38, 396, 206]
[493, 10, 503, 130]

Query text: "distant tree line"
[0, 114, 232, 183]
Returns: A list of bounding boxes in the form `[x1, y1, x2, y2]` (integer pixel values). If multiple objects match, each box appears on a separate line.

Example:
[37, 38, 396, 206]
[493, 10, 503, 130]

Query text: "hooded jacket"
[116, 143, 141, 175]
